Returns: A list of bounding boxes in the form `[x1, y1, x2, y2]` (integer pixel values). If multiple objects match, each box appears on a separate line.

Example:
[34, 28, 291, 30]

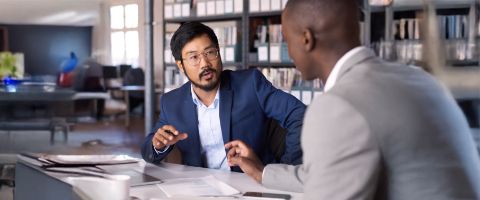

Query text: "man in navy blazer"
[141, 22, 306, 171]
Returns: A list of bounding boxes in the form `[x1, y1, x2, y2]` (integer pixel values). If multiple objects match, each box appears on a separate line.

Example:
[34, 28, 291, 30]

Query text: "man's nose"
[198, 54, 211, 68]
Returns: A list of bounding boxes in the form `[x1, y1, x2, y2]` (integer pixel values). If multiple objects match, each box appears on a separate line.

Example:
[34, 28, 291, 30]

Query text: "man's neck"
[192, 85, 220, 107]
[317, 46, 354, 82]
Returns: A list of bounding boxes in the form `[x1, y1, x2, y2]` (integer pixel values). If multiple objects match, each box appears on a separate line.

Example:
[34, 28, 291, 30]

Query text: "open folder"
[21, 152, 139, 167]
[19, 153, 162, 187]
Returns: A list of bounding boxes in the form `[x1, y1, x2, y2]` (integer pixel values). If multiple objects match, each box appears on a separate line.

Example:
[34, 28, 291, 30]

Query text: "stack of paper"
[21, 153, 139, 167]
[157, 175, 240, 198]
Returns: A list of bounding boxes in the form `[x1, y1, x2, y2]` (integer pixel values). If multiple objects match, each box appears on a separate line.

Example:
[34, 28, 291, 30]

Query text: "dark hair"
[170, 22, 219, 61]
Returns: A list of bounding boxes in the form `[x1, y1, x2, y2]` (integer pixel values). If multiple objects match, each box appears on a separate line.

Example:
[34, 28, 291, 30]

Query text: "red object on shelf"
[58, 72, 74, 87]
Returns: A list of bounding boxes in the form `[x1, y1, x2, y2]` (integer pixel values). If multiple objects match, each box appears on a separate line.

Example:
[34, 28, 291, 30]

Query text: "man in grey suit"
[224, 0, 480, 199]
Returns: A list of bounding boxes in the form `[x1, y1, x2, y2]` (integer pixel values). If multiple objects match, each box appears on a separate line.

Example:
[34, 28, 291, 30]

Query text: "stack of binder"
[196, 0, 243, 17]
[165, 0, 191, 19]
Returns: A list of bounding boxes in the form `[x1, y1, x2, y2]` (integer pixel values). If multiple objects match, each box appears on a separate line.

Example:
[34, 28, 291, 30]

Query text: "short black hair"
[170, 22, 219, 61]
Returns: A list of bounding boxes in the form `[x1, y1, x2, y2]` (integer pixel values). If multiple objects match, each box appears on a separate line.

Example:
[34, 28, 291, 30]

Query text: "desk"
[15, 155, 303, 200]
[0, 85, 110, 143]
[120, 86, 162, 128]
[73, 92, 111, 118]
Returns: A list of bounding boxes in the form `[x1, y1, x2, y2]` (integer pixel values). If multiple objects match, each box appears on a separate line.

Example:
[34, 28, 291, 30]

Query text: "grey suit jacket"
[262, 48, 480, 199]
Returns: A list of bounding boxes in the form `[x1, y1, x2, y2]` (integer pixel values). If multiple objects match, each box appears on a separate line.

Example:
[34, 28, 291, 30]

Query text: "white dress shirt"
[191, 86, 229, 170]
[323, 46, 368, 92]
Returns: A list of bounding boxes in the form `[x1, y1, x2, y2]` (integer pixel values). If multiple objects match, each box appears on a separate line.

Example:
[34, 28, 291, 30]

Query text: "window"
[110, 4, 139, 66]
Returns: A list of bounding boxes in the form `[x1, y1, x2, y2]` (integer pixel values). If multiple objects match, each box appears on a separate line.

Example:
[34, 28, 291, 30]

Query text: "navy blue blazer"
[141, 69, 306, 170]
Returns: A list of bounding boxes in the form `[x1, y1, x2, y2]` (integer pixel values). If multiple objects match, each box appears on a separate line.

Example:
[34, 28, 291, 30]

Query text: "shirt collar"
[323, 46, 368, 92]
[191, 84, 220, 109]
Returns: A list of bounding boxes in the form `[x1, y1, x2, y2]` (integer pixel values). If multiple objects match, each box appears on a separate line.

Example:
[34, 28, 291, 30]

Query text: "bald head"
[283, 0, 360, 50]
[281, 0, 361, 81]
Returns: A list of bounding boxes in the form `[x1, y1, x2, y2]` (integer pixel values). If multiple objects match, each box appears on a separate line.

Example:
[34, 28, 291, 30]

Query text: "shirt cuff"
[153, 144, 170, 154]
[261, 166, 267, 184]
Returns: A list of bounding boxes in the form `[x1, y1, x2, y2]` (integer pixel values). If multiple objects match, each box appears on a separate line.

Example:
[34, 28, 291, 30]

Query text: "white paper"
[291, 90, 301, 101]
[258, 46, 268, 61]
[234, 0, 243, 13]
[302, 91, 312, 105]
[181, 3, 190, 17]
[250, 0, 260, 12]
[197, 2, 207, 16]
[173, 4, 182, 18]
[206, 1, 216, 15]
[216, 0, 225, 15]
[225, 47, 235, 62]
[260, 0, 271, 11]
[271, 0, 281, 10]
[270, 45, 281, 62]
[225, 0, 233, 13]
[46, 154, 139, 165]
[164, 5, 173, 19]
[67, 175, 130, 200]
[157, 176, 240, 198]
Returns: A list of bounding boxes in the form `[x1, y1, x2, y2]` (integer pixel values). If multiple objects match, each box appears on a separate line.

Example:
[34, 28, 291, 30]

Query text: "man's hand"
[152, 125, 188, 150]
[224, 140, 265, 183]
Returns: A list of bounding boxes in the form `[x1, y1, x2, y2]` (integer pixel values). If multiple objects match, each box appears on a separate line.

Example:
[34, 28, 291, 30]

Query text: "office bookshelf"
[161, 0, 479, 104]
[364, 0, 479, 67]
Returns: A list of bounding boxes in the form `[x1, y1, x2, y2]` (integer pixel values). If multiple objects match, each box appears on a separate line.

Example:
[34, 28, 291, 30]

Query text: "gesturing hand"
[152, 125, 188, 150]
[224, 140, 265, 183]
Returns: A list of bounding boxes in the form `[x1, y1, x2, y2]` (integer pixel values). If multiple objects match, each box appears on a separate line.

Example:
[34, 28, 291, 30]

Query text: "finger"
[227, 155, 243, 167]
[163, 133, 188, 146]
[227, 147, 237, 159]
[176, 133, 188, 140]
[228, 156, 248, 168]
[224, 140, 242, 149]
[160, 130, 174, 140]
[152, 135, 166, 148]
[162, 125, 179, 136]
[154, 134, 169, 145]
[170, 133, 188, 143]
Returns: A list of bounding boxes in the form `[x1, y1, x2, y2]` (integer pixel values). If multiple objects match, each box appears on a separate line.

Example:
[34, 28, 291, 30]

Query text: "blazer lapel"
[219, 73, 232, 145]
[182, 83, 202, 165]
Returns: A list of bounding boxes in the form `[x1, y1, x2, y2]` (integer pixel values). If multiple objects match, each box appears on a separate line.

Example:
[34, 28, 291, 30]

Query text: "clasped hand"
[224, 140, 265, 183]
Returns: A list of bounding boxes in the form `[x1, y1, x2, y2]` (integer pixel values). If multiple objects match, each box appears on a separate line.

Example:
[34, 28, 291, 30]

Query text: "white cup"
[67, 174, 130, 200]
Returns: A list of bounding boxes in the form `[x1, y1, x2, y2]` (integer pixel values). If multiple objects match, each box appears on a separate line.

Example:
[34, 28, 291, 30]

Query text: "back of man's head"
[284, 0, 361, 51]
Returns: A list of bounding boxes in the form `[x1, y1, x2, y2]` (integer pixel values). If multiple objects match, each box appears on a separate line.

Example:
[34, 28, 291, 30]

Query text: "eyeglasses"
[182, 48, 219, 66]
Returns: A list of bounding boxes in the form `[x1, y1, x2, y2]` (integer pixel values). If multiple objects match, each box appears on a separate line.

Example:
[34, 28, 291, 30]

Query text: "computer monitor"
[102, 66, 118, 79]
[119, 64, 132, 78]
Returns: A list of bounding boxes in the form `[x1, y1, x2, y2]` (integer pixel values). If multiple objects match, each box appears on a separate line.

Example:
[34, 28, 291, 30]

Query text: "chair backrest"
[119, 64, 132, 78]
[123, 68, 144, 86]
[102, 66, 119, 79]
[265, 118, 287, 162]
[102, 66, 122, 89]
[123, 68, 145, 98]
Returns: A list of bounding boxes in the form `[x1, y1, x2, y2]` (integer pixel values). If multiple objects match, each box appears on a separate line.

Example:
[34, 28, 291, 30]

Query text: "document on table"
[157, 175, 240, 198]
[21, 153, 139, 167]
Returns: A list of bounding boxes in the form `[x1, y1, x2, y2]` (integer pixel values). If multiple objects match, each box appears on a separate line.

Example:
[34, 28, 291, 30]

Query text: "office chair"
[265, 118, 287, 162]
[123, 67, 145, 113]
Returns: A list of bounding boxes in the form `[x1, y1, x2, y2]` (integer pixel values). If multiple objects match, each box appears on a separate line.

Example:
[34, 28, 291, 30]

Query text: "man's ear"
[176, 60, 185, 75]
[303, 28, 315, 52]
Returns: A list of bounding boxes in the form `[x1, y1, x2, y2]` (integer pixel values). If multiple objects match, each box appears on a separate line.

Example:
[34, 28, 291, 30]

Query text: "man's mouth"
[200, 70, 215, 80]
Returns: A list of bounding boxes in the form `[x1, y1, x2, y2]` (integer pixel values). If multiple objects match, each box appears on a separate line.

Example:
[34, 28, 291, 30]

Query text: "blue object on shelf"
[60, 52, 78, 73]
[3, 76, 23, 92]
[3, 76, 22, 85]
